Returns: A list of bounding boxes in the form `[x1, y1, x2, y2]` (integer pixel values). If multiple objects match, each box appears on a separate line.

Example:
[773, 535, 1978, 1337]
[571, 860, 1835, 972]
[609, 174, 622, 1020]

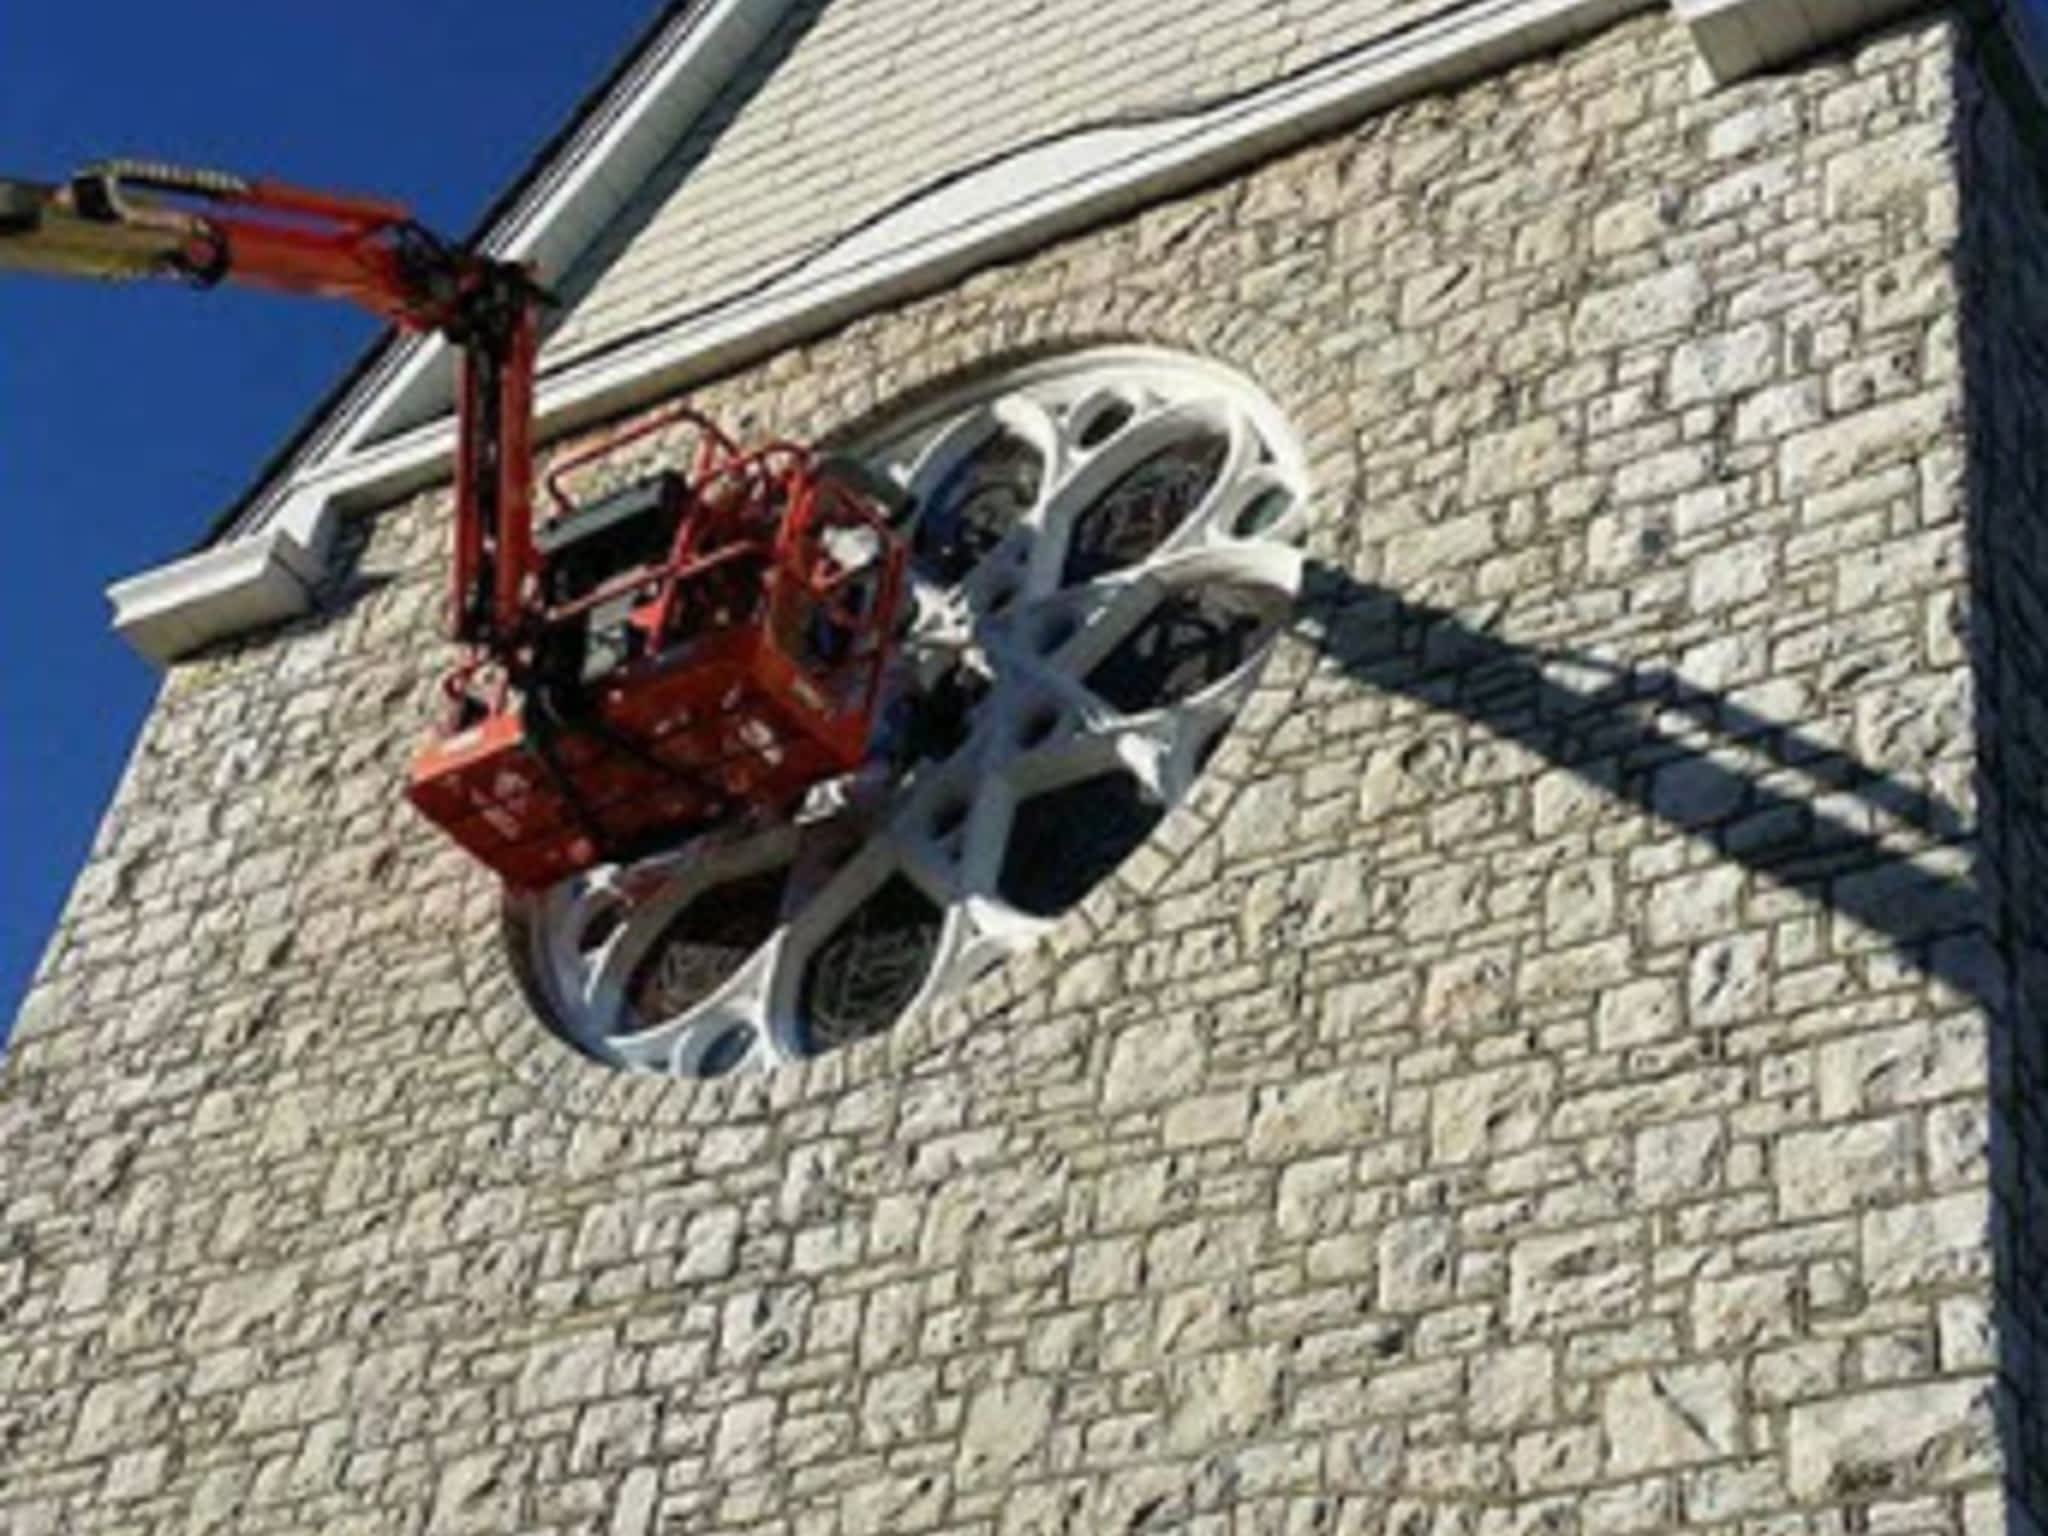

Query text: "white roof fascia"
[113, 0, 1908, 664]
[106, 522, 323, 665]
[1674, 0, 1930, 80]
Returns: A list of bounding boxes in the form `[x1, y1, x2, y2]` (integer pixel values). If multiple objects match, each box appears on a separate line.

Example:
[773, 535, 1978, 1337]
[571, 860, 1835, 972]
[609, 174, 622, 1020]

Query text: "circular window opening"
[505, 349, 1308, 1079]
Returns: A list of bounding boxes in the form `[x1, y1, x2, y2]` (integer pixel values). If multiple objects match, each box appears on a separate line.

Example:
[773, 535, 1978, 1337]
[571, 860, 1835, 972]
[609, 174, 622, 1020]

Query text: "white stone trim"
[1674, 0, 1928, 81]
[107, 523, 322, 665]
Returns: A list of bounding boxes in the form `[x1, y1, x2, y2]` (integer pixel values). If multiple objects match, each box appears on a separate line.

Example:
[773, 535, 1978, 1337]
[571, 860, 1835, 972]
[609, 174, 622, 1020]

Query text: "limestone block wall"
[2, 10, 2035, 1536]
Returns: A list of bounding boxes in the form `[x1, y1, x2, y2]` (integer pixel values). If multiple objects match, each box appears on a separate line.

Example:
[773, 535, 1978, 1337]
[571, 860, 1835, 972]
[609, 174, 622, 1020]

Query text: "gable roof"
[109, 0, 1923, 661]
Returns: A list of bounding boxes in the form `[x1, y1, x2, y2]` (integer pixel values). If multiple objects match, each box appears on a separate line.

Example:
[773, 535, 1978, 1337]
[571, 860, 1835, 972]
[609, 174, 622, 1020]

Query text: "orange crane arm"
[3, 161, 451, 324]
[0, 158, 540, 646]
[1, 158, 913, 894]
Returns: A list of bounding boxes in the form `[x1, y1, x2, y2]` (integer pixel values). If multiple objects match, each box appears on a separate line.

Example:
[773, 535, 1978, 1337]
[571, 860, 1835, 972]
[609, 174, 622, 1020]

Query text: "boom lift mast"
[2, 162, 912, 889]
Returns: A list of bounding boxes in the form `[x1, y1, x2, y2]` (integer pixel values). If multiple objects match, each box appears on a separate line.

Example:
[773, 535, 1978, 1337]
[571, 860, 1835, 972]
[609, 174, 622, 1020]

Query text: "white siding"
[545, 0, 1453, 362]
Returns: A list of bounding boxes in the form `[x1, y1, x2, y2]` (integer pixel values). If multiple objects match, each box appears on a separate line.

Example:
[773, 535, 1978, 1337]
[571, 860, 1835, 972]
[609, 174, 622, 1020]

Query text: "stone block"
[1103, 1016, 1206, 1110]
[1431, 1061, 1557, 1164]
[1733, 380, 1825, 443]
[1247, 1066, 1388, 1161]
[1572, 266, 1709, 352]
[1815, 1017, 1987, 1117]
[1469, 1342, 1555, 1434]
[1689, 932, 1771, 1024]
[1705, 98, 1802, 158]
[1399, 863, 1491, 940]
[1603, 1362, 1743, 1472]
[1839, 530, 1966, 619]
[1165, 1346, 1283, 1453]
[1861, 249, 1955, 330]
[1276, 1153, 1352, 1238]
[1521, 937, 1635, 1003]
[1668, 322, 1778, 405]
[1220, 773, 1298, 858]
[676, 1208, 741, 1281]
[1614, 445, 1712, 502]
[1782, 392, 1952, 496]
[1776, 1118, 1919, 1217]
[956, 1377, 1054, 1487]
[841, 1469, 948, 1535]
[712, 1397, 777, 1477]
[573, 1397, 659, 1474]
[610, 1466, 660, 1536]
[1687, 536, 1778, 610]
[69, 1371, 177, 1457]
[1510, 1222, 1642, 1332]
[1634, 1115, 1727, 1204]
[1852, 670, 1969, 766]
[1787, 1379, 1997, 1497]
[188, 1265, 302, 1346]
[1378, 1214, 1457, 1311]
[1515, 1424, 1605, 1490]
[432, 1451, 521, 1535]
[1163, 1090, 1251, 1147]
[1420, 946, 1515, 1034]
[1596, 977, 1683, 1051]
[1862, 1192, 1991, 1295]
[1546, 859, 1617, 943]
[1936, 1295, 1995, 1372]
[1823, 122, 1950, 219]
[1692, 1268, 1800, 1349]
[1647, 867, 1744, 947]
[516, 1329, 618, 1411]
[1532, 765, 1617, 837]
[1650, 756, 1748, 828]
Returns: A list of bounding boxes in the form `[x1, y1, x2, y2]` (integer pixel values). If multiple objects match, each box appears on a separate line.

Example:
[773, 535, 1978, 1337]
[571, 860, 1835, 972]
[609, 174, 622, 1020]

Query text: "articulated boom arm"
[4, 160, 468, 329]
[3, 158, 916, 893]
[0, 159, 540, 646]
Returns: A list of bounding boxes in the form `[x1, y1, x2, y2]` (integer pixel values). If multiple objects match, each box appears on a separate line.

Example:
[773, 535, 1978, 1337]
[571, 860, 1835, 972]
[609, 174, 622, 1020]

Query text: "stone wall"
[1, 9, 2028, 1535]
[1955, 8, 2048, 1530]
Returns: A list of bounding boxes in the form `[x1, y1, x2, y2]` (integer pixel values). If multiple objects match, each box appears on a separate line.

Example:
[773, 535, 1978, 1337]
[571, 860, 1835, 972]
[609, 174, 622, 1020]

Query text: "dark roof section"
[197, 0, 708, 551]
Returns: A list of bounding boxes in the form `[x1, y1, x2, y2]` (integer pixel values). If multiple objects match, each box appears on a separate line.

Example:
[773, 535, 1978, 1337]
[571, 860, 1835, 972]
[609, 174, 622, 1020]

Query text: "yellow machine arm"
[0, 165, 235, 284]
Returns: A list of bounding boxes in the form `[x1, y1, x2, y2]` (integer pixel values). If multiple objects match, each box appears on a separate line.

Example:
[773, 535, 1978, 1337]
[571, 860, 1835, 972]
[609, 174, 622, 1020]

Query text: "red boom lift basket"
[407, 412, 908, 890]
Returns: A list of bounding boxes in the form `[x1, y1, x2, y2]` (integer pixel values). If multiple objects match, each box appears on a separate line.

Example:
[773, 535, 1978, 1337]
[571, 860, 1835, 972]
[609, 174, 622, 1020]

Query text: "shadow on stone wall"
[1294, 558, 1991, 1005]
[1294, 520, 2030, 1511]
[1952, 6, 2048, 1530]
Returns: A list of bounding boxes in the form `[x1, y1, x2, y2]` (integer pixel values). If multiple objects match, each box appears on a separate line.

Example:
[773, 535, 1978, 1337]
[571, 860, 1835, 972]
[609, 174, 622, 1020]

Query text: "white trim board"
[1674, 0, 1930, 81]
[109, 0, 1903, 662]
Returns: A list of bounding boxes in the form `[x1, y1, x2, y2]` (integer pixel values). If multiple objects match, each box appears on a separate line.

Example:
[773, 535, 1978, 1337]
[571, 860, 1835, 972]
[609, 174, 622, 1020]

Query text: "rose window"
[504, 350, 1308, 1077]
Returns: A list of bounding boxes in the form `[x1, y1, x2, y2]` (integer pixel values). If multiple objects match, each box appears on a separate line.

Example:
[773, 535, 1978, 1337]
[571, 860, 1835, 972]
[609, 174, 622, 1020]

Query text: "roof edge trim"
[109, 524, 322, 665]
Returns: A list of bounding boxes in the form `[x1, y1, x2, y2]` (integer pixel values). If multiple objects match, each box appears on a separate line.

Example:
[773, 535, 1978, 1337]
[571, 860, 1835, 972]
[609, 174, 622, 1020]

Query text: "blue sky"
[0, 1, 659, 1033]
